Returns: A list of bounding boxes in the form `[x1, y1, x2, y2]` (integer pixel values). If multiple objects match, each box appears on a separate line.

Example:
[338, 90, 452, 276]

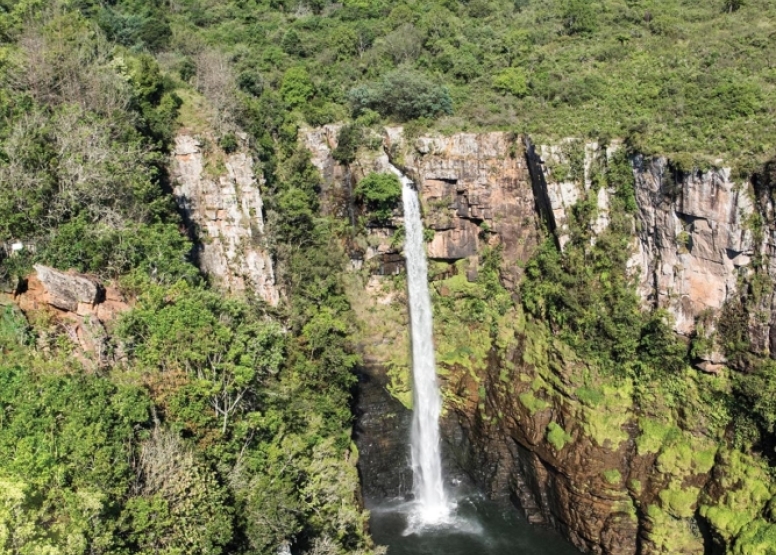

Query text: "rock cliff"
[3, 265, 130, 368]
[302, 126, 776, 555]
[172, 133, 279, 306]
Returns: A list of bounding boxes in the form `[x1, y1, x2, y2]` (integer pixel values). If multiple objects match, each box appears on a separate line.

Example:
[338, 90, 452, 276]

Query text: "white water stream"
[390, 164, 451, 526]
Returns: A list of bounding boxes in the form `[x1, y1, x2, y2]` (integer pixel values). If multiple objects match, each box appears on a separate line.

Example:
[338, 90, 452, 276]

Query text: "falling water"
[390, 164, 450, 525]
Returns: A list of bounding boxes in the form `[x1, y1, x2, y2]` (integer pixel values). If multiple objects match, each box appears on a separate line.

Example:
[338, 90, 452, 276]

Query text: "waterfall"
[390, 164, 450, 525]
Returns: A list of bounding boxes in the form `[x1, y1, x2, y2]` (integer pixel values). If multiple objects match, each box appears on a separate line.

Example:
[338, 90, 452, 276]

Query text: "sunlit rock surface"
[302, 126, 776, 555]
[172, 133, 279, 305]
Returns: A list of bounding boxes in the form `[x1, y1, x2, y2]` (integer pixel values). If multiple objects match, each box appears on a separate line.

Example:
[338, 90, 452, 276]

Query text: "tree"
[562, 0, 598, 35]
[354, 172, 401, 223]
[195, 49, 239, 134]
[281, 66, 315, 109]
[492, 67, 528, 97]
[349, 69, 453, 120]
[124, 430, 233, 554]
[118, 283, 285, 433]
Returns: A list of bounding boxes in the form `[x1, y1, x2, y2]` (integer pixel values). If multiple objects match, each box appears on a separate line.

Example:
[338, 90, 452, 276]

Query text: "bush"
[219, 133, 239, 153]
[349, 69, 453, 121]
[332, 124, 363, 165]
[562, 0, 598, 35]
[354, 172, 401, 223]
[492, 67, 528, 97]
[281, 66, 315, 108]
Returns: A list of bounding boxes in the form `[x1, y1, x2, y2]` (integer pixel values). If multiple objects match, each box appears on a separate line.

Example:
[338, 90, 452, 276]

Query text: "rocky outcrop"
[6, 265, 130, 367]
[302, 126, 776, 555]
[630, 158, 755, 338]
[393, 130, 541, 288]
[529, 141, 765, 366]
[302, 126, 542, 287]
[172, 134, 279, 306]
[33, 264, 105, 311]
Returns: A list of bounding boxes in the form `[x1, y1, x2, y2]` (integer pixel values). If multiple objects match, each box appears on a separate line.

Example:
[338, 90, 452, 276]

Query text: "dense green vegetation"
[354, 172, 401, 224]
[51, 0, 771, 167]
[2, 0, 776, 553]
[521, 147, 686, 381]
[0, 2, 378, 553]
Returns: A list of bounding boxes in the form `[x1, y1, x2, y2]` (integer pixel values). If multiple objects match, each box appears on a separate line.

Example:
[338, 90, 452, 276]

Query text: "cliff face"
[302, 127, 776, 555]
[3, 265, 130, 368]
[172, 133, 279, 306]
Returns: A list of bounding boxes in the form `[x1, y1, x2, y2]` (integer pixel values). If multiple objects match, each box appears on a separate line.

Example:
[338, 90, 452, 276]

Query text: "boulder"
[33, 264, 104, 311]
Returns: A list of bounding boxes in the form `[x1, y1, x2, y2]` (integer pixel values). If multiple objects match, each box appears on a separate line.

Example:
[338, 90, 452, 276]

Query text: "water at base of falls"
[392, 164, 451, 526]
[368, 490, 582, 555]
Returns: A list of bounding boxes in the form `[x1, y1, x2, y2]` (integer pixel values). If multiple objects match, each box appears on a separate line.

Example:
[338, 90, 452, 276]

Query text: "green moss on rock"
[519, 392, 550, 416]
[546, 422, 573, 451]
[659, 482, 700, 519]
[603, 469, 622, 485]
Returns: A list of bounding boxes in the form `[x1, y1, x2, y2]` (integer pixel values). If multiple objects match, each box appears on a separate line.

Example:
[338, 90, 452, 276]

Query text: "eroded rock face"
[302, 127, 542, 286]
[301, 126, 771, 555]
[33, 264, 104, 311]
[172, 134, 279, 306]
[396, 131, 541, 287]
[630, 157, 755, 338]
[530, 142, 765, 365]
[7, 265, 130, 368]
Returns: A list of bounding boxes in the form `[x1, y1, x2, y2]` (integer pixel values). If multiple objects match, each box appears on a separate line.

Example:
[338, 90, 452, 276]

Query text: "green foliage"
[521, 152, 686, 380]
[562, 0, 598, 35]
[0, 305, 29, 351]
[119, 281, 285, 432]
[521, 235, 685, 379]
[0, 365, 156, 554]
[354, 172, 401, 223]
[349, 69, 453, 121]
[492, 67, 528, 97]
[38, 219, 198, 284]
[96, 3, 172, 51]
[332, 124, 363, 165]
[281, 66, 315, 108]
[219, 132, 239, 153]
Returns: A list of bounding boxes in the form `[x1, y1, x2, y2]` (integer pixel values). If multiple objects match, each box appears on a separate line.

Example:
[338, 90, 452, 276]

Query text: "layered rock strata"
[172, 133, 279, 305]
[303, 127, 776, 555]
[5, 265, 130, 367]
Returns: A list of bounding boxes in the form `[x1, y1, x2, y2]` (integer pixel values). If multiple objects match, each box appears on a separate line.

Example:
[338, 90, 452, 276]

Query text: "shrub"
[281, 66, 315, 108]
[349, 69, 453, 121]
[332, 124, 363, 165]
[562, 0, 598, 35]
[219, 133, 239, 153]
[492, 68, 528, 97]
[354, 172, 401, 223]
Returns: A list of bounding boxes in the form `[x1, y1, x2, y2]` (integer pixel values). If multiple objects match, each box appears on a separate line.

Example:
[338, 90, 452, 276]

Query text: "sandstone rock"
[694, 360, 725, 374]
[33, 264, 104, 311]
[172, 134, 279, 305]
[631, 156, 755, 336]
[8, 268, 130, 369]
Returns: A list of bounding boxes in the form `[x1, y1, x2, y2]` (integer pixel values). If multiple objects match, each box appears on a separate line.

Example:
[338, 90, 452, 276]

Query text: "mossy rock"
[602, 469, 622, 485]
[519, 392, 550, 416]
[546, 421, 573, 451]
[644, 504, 704, 553]
[732, 519, 776, 555]
[659, 482, 700, 519]
[700, 449, 774, 542]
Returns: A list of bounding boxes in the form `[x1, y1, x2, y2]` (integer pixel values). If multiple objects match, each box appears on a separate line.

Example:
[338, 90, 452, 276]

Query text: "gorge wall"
[303, 126, 776, 555]
[172, 133, 279, 306]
